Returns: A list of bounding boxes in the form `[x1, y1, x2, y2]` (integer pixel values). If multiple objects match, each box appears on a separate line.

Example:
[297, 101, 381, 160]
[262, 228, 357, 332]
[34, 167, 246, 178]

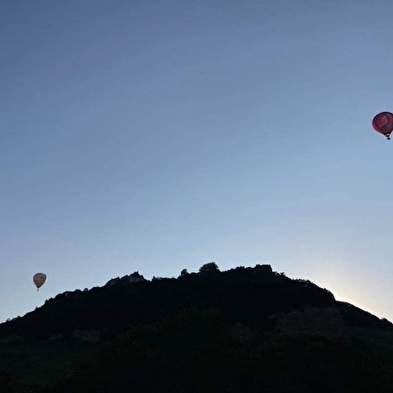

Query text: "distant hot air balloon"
[372, 112, 393, 140]
[33, 273, 47, 291]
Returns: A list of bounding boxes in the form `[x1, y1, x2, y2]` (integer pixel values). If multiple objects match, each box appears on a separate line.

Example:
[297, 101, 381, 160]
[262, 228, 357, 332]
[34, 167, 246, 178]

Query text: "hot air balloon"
[372, 112, 393, 140]
[33, 273, 47, 291]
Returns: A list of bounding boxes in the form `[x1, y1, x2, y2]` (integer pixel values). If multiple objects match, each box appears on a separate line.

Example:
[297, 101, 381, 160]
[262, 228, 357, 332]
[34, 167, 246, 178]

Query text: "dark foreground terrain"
[1, 264, 392, 392]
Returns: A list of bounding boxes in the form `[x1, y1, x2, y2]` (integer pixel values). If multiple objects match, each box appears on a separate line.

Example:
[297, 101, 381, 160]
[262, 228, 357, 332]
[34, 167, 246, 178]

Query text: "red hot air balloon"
[372, 112, 393, 140]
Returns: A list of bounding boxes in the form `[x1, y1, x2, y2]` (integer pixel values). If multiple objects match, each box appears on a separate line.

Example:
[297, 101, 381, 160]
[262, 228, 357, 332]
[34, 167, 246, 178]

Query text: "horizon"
[1, 262, 388, 324]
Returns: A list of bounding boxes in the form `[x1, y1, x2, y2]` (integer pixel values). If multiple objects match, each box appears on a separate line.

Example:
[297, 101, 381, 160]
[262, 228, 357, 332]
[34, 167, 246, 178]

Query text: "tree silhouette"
[199, 262, 219, 274]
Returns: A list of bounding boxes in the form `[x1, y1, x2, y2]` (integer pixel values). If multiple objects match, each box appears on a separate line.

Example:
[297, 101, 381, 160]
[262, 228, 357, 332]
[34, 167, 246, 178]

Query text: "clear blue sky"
[1, 0, 393, 323]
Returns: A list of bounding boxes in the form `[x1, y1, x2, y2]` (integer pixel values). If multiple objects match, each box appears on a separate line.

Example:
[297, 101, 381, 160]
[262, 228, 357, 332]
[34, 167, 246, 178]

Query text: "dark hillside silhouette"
[0, 265, 338, 340]
[1, 264, 392, 392]
[57, 308, 382, 393]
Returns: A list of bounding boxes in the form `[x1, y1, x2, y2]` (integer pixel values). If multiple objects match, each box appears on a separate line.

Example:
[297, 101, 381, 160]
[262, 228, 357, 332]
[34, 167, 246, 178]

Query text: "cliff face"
[106, 272, 146, 286]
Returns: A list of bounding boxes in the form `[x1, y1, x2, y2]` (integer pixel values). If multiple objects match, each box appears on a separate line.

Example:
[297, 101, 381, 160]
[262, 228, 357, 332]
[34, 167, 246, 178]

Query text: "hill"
[1, 264, 392, 392]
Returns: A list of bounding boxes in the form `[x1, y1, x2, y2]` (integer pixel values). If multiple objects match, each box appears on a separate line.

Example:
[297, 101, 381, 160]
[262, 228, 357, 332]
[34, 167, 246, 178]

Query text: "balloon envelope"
[33, 273, 47, 290]
[372, 112, 393, 138]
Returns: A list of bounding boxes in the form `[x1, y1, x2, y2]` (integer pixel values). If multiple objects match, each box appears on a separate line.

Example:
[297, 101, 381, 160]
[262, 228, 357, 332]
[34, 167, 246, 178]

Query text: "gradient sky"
[1, 0, 393, 323]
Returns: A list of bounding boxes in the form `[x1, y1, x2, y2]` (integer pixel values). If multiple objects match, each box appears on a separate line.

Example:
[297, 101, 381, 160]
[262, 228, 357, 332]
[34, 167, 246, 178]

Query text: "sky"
[1, 0, 393, 323]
